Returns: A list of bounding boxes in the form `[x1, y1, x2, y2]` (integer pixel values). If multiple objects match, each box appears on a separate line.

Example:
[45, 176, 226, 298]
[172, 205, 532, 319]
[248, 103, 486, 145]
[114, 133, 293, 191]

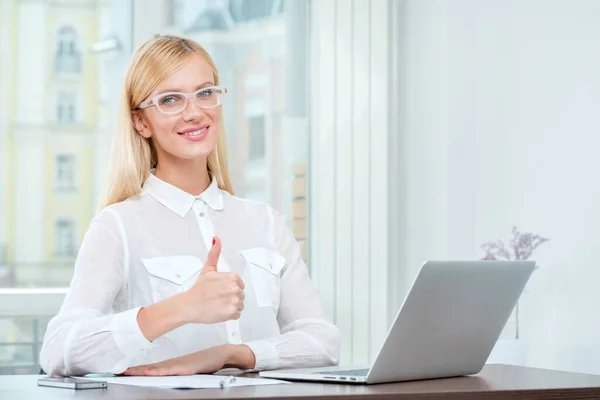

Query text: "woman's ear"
[132, 111, 152, 138]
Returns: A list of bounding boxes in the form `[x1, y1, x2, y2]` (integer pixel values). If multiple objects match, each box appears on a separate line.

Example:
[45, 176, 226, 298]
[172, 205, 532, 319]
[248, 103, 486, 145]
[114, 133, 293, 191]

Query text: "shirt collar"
[143, 172, 224, 217]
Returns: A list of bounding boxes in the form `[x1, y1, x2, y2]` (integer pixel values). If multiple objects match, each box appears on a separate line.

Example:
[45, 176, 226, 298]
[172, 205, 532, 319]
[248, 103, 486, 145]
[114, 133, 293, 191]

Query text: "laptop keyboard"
[313, 368, 370, 377]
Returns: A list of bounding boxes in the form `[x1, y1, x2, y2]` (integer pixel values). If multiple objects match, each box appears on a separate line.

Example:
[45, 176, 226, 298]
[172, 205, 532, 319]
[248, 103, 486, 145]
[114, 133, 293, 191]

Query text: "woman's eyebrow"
[156, 81, 215, 94]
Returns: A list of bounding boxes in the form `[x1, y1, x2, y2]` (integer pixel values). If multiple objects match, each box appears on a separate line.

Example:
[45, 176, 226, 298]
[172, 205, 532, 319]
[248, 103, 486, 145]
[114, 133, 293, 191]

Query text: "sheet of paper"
[81, 374, 289, 389]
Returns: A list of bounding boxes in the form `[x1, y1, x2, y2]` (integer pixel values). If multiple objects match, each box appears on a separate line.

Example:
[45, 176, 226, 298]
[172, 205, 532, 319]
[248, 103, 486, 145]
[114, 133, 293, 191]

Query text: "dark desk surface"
[3, 364, 600, 400]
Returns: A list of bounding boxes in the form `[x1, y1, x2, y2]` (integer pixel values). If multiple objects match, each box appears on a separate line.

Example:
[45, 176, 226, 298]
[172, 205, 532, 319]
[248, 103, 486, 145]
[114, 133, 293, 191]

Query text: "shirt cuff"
[110, 307, 156, 358]
[243, 339, 280, 371]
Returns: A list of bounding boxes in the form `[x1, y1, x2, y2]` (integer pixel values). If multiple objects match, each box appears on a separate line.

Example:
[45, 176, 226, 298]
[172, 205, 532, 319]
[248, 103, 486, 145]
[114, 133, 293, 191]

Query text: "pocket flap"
[240, 247, 286, 275]
[142, 255, 203, 285]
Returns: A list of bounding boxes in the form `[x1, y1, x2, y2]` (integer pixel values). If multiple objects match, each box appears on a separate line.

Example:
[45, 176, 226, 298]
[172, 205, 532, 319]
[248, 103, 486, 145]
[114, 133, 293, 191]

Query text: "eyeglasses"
[138, 86, 227, 115]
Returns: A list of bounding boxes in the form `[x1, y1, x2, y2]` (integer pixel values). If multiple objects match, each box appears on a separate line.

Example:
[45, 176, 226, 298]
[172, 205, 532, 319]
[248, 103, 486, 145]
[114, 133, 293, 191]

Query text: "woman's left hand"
[120, 344, 256, 376]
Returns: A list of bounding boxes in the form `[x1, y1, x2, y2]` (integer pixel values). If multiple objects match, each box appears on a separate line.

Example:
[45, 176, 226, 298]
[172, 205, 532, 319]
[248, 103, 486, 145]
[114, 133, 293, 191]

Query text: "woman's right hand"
[179, 236, 245, 324]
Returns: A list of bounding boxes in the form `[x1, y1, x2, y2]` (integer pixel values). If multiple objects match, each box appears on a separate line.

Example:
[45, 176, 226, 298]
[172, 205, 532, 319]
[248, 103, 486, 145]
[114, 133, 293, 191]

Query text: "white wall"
[397, 0, 600, 374]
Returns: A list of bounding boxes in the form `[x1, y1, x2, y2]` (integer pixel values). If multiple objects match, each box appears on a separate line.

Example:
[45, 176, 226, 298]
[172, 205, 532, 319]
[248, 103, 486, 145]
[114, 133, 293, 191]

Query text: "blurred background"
[1, 0, 600, 377]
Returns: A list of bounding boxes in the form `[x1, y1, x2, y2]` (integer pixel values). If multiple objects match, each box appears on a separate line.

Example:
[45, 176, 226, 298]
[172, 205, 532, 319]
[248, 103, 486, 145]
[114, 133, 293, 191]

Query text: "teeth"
[183, 127, 207, 136]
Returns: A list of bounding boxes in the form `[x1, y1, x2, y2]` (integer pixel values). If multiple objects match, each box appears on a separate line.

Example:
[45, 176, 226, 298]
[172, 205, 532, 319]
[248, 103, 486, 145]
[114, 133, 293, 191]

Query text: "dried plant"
[481, 226, 549, 261]
[480, 226, 549, 339]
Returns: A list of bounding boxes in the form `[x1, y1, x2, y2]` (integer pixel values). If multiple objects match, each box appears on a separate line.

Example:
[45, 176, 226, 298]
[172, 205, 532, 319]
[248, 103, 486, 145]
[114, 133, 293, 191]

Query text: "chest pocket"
[240, 247, 286, 309]
[142, 255, 203, 302]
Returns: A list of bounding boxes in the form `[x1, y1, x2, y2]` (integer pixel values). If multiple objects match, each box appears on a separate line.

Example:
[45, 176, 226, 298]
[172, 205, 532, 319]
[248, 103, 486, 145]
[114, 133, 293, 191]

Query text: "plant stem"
[515, 301, 519, 339]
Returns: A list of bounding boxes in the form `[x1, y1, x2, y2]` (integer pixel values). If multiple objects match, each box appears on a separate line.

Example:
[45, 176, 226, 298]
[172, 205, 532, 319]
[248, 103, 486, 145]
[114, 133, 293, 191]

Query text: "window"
[165, 0, 176, 26]
[248, 116, 266, 161]
[55, 26, 81, 73]
[229, 0, 283, 22]
[0, 0, 310, 375]
[56, 91, 76, 124]
[55, 154, 76, 190]
[54, 219, 77, 257]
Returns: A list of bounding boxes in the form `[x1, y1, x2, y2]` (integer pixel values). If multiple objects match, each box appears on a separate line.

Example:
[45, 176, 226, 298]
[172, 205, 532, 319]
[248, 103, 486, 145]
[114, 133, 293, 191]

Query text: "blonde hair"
[98, 34, 233, 210]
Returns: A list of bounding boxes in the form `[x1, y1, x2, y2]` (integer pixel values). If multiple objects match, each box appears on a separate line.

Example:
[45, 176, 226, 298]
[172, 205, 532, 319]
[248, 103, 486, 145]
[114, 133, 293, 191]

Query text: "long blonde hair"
[98, 34, 234, 210]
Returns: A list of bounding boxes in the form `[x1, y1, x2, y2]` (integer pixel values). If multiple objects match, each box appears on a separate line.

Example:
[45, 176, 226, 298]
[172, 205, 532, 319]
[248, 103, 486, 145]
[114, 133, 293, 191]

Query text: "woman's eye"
[197, 89, 214, 97]
[160, 96, 177, 104]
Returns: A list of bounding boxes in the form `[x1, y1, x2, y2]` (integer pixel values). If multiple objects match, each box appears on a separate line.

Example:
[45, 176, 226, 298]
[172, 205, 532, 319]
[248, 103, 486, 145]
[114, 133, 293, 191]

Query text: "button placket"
[193, 198, 207, 218]
[226, 320, 242, 344]
[193, 201, 242, 343]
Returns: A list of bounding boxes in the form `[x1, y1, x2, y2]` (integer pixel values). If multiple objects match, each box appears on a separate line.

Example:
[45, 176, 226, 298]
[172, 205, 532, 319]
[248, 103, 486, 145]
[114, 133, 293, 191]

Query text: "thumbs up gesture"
[180, 237, 245, 324]
[202, 236, 222, 273]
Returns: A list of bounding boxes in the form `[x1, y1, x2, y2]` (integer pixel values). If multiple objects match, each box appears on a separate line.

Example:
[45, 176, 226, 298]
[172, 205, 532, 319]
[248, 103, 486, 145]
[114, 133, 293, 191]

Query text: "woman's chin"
[173, 147, 213, 161]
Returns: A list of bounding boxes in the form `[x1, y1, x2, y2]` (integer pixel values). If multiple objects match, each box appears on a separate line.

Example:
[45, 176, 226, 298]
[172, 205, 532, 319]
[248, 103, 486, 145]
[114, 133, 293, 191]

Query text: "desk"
[2, 364, 600, 400]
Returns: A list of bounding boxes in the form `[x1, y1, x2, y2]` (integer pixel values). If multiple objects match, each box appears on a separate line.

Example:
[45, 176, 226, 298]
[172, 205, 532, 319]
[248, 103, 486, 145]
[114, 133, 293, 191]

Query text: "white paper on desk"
[81, 375, 289, 389]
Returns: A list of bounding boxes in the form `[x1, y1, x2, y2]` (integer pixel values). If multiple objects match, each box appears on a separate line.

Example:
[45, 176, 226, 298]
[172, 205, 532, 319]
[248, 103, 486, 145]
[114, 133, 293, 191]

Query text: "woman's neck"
[154, 158, 211, 196]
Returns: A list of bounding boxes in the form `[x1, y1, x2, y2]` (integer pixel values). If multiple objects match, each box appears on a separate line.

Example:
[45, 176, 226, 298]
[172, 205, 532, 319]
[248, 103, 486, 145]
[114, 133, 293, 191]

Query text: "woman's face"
[132, 54, 222, 165]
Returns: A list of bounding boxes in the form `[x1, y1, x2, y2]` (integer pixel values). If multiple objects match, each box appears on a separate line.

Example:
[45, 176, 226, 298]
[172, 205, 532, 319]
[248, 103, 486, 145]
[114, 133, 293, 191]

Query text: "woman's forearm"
[137, 293, 189, 342]
[224, 344, 256, 370]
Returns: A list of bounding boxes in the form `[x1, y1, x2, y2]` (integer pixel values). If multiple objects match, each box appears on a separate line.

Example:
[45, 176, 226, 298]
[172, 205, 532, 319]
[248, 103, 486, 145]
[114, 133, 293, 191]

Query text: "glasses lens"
[195, 87, 221, 108]
[156, 93, 186, 113]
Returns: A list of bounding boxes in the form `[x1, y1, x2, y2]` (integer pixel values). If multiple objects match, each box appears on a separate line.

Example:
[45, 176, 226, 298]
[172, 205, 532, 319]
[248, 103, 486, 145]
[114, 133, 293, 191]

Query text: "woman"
[40, 34, 340, 377]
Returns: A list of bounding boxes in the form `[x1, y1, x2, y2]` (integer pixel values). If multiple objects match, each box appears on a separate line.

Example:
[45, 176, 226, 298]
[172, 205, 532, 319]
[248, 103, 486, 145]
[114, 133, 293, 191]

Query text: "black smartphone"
[37, 377, 107, 390]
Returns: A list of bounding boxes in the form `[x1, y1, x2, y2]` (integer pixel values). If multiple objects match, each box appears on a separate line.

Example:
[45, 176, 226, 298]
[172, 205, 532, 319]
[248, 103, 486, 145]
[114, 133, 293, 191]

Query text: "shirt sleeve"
[39, 208, 155, 376]
[244, 209, 341, 371]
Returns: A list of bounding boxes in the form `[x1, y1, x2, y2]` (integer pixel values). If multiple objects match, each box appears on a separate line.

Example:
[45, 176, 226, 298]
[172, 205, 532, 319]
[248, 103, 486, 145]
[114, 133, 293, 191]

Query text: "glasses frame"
[137, 86, 227, 115]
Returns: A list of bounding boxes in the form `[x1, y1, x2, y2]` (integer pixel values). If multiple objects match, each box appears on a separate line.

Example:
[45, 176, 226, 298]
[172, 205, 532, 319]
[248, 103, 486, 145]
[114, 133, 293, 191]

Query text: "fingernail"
[212, 237, 216, 245]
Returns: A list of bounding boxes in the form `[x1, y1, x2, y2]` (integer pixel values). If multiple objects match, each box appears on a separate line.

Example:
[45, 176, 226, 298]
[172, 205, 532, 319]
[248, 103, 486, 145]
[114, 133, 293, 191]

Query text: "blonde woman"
[40, 34, 340, 377]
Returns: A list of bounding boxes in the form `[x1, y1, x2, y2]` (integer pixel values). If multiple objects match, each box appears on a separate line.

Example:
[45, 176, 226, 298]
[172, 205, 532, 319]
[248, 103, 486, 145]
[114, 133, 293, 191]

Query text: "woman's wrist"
[172, 290, 194, 325]
[137, 294, 189, 342]
[224, 344, 256, 370]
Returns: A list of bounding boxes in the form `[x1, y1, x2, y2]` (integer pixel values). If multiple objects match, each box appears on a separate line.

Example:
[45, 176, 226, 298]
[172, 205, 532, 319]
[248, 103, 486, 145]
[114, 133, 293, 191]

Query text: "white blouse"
[40, 173, 340, 376]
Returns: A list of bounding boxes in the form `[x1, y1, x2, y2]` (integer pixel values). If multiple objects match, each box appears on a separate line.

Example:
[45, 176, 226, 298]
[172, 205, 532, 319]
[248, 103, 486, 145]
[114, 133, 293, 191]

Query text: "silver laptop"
[260, 260, 536, 384]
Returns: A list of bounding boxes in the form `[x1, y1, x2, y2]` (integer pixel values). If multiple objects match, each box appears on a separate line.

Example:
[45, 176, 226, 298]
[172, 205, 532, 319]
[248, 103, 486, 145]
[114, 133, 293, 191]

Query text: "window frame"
[54, 153, 77, 191]
[54, 25, 81, 74]
[53, 217, 78, 258]
[55, 90, 77, 124]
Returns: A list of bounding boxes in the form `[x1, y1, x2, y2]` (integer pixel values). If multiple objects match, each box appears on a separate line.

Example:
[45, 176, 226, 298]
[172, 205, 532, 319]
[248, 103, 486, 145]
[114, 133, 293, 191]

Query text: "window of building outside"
[229, 0, 283, 22]
[248, 115, 266, 161]
[55, 154, 76, 190]
[55, 26, 81, 73]
[54, 219, 77, 257]
[56, 91, 76, 124]
[0, 0, 310, 374]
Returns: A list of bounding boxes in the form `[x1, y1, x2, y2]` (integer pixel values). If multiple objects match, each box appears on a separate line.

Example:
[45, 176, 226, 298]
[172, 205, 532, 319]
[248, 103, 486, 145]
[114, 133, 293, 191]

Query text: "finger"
[202, 236, 221, 273]
[147, 365, 193, 376]
[146, 366, 173, 376]
[232, 274, 245, 290]
[228, 304, 242, 320]
[232, 296, 243, 310]
[121, 366, 150, 376]
[230, 283, 244, 299]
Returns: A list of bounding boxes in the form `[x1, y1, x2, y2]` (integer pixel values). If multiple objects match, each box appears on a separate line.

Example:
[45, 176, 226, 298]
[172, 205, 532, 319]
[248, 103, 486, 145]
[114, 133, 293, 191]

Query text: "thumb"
[202, 236, 221, 273]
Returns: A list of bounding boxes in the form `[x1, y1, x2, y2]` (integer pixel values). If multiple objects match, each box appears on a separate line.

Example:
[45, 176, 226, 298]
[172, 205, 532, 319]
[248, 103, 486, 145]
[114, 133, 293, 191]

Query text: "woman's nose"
[182, 97, 203, 120]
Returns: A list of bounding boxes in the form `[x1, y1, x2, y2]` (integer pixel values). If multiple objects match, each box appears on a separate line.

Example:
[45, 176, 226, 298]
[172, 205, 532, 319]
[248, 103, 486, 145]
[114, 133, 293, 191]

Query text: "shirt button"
[175, 273, 181, 278]
[232, 332, 237, 338]
[199, 212, 205, 217]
